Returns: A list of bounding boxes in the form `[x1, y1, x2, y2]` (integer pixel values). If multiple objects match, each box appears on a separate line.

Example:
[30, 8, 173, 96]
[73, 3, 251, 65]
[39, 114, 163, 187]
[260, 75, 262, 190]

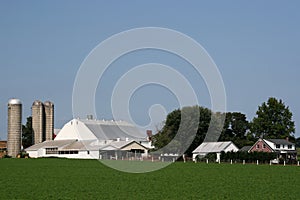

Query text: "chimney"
[146, 130, 152, 141]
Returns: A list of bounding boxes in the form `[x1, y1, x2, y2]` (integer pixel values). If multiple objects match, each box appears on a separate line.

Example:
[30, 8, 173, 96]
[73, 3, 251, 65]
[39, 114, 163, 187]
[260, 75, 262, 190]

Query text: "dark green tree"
[250, 97, 295, 139]
[220, 112, 253, 148]
[22, 116, 33, 149]
[296, 137, 300, 148]
[152, 105, 214, 156]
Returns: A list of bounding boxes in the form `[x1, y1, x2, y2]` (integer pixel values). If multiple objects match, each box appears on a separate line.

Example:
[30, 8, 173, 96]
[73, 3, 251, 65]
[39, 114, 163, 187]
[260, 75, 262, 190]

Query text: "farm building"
[249, 138, 297, 163]
[25, 118, 153, 159]
[192, 141, 239, 162]
[0, 141, 7, 158]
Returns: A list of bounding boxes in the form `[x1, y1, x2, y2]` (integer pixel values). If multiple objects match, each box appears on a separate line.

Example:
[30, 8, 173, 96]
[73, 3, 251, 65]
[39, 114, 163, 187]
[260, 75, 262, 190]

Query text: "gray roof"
[192, 141, 237, 153]
[81, 119, 145, 140]
[265, 139, 294, 145]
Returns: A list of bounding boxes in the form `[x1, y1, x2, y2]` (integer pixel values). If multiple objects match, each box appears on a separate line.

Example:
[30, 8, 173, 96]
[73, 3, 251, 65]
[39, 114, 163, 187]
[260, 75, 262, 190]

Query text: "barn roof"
[54, 119, 146, 141]
[192, 141, 237, 154]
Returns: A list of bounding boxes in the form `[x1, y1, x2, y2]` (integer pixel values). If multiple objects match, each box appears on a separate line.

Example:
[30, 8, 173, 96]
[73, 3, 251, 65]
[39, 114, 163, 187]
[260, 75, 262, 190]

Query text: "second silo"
[44, 101, 54, 141]
[32, 100, 44, 144]
[7, 98, 22, 158]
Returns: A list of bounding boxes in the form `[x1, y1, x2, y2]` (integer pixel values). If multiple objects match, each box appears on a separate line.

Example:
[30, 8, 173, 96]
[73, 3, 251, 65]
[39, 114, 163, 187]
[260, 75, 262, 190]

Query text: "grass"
[0, 158, 299, 199]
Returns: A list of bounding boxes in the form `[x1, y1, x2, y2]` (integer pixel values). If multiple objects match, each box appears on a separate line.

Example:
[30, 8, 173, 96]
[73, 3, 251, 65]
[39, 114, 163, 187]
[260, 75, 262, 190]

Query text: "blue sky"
[0, 1, 300, 139]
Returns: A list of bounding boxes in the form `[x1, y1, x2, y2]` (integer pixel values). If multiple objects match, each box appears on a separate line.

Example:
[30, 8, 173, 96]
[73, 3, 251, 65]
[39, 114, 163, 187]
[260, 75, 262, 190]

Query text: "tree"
[152, 105, 214, 156]
[250, 97, 295, 139]
[22, 116, 33, 149]
[296, 137, 300, 148]
[220, 112, 253, 148]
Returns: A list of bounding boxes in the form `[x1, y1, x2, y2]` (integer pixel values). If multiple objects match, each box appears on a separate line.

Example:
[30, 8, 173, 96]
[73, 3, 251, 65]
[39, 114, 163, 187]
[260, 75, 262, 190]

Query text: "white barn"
[26, 118, 153, 159]
[192, 141, 239, 162]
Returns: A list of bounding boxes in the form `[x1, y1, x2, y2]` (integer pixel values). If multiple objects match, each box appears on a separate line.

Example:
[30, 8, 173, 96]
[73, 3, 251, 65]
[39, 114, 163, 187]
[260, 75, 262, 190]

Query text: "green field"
[0, 159, 299, 199]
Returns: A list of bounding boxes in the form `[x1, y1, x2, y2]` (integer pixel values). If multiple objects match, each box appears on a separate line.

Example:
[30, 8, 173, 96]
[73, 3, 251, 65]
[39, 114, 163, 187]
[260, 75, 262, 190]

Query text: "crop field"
[0, 158, 299, 199]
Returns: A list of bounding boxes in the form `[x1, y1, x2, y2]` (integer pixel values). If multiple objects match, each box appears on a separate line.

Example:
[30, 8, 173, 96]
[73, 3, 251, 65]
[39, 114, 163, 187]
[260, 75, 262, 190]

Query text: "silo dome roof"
[8, 98, 22, 105]
[44, 101, 54, 106]
[32, 100, 43, 106]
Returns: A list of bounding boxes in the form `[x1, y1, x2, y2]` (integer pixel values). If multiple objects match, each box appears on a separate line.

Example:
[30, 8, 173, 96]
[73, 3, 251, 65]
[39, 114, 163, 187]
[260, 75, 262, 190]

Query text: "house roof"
[0, 141, 7, 149]
[192, 141, 237, 154]
[239, 146, 252, 152]
[265, 139, 294, 145]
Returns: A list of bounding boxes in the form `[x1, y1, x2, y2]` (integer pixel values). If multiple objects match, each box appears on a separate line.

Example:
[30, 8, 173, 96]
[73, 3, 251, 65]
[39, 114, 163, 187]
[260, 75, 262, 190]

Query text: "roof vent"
[87, 115, 93, 120]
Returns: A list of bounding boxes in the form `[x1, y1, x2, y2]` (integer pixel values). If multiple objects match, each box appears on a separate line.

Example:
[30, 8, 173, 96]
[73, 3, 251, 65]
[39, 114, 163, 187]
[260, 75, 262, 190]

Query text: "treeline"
[153, 97, 296, 156]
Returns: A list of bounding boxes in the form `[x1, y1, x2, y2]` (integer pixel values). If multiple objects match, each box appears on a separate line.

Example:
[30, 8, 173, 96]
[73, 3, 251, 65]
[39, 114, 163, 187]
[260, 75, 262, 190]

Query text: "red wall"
[249, 140, 273, 152]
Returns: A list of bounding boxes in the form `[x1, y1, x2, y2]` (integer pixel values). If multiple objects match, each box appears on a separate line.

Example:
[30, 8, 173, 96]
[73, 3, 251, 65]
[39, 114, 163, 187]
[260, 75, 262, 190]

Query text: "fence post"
[206, 159, 208, 164]
[269, 160, 272, 166]
[230, 160, 232, 165]
[256, 160, 259, 165]
[284, 161, 286, 166]
[218, 159, 221, 164]
[298, 161, 299, 166]
[243, 160, 245, 165]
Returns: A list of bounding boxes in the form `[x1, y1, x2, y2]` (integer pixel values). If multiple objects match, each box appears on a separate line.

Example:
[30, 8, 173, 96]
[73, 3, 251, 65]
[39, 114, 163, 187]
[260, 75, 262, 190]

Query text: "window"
[288, 145, 292, 149]
[263, 144, 266, 149]
[256, 144, 260, 149]
[282, 145, 285, 148]
[46, 148, 58, 154]
[87, 151, 90, 154]
[276, 144, 280, 149]
[58, 150, 79, 155]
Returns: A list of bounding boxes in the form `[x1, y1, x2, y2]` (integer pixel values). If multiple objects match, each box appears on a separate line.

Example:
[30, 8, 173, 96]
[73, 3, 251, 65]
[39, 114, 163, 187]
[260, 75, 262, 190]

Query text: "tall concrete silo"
[7, 98, 22, 158]
[32, 100, 44, 144]
[44, 101, 54, 141]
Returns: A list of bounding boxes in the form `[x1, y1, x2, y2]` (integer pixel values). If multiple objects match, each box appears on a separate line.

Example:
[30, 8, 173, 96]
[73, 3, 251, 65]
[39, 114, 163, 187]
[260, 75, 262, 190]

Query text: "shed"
[192, 141, 239, 162]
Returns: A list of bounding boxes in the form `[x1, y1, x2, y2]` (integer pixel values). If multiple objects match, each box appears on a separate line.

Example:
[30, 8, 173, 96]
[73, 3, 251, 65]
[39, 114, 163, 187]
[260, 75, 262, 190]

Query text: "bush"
[196, 153, 217, 162]
[221, 151, 277, 163]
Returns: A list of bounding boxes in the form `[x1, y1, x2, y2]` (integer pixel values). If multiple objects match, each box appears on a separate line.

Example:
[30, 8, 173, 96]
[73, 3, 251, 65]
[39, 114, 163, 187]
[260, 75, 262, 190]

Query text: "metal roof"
[80, 119, 145, 140]
[192, 141, 236, 153]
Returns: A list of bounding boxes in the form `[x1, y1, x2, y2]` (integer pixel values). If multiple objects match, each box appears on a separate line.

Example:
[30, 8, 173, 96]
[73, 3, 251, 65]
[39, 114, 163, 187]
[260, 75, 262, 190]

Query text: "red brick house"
[249, 138, 297, 163]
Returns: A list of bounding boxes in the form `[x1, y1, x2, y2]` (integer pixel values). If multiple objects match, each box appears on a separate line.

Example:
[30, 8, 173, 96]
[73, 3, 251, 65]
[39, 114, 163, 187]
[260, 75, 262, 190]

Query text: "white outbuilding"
[192, 141, 239, 162]
[26, 118, 153, 159]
